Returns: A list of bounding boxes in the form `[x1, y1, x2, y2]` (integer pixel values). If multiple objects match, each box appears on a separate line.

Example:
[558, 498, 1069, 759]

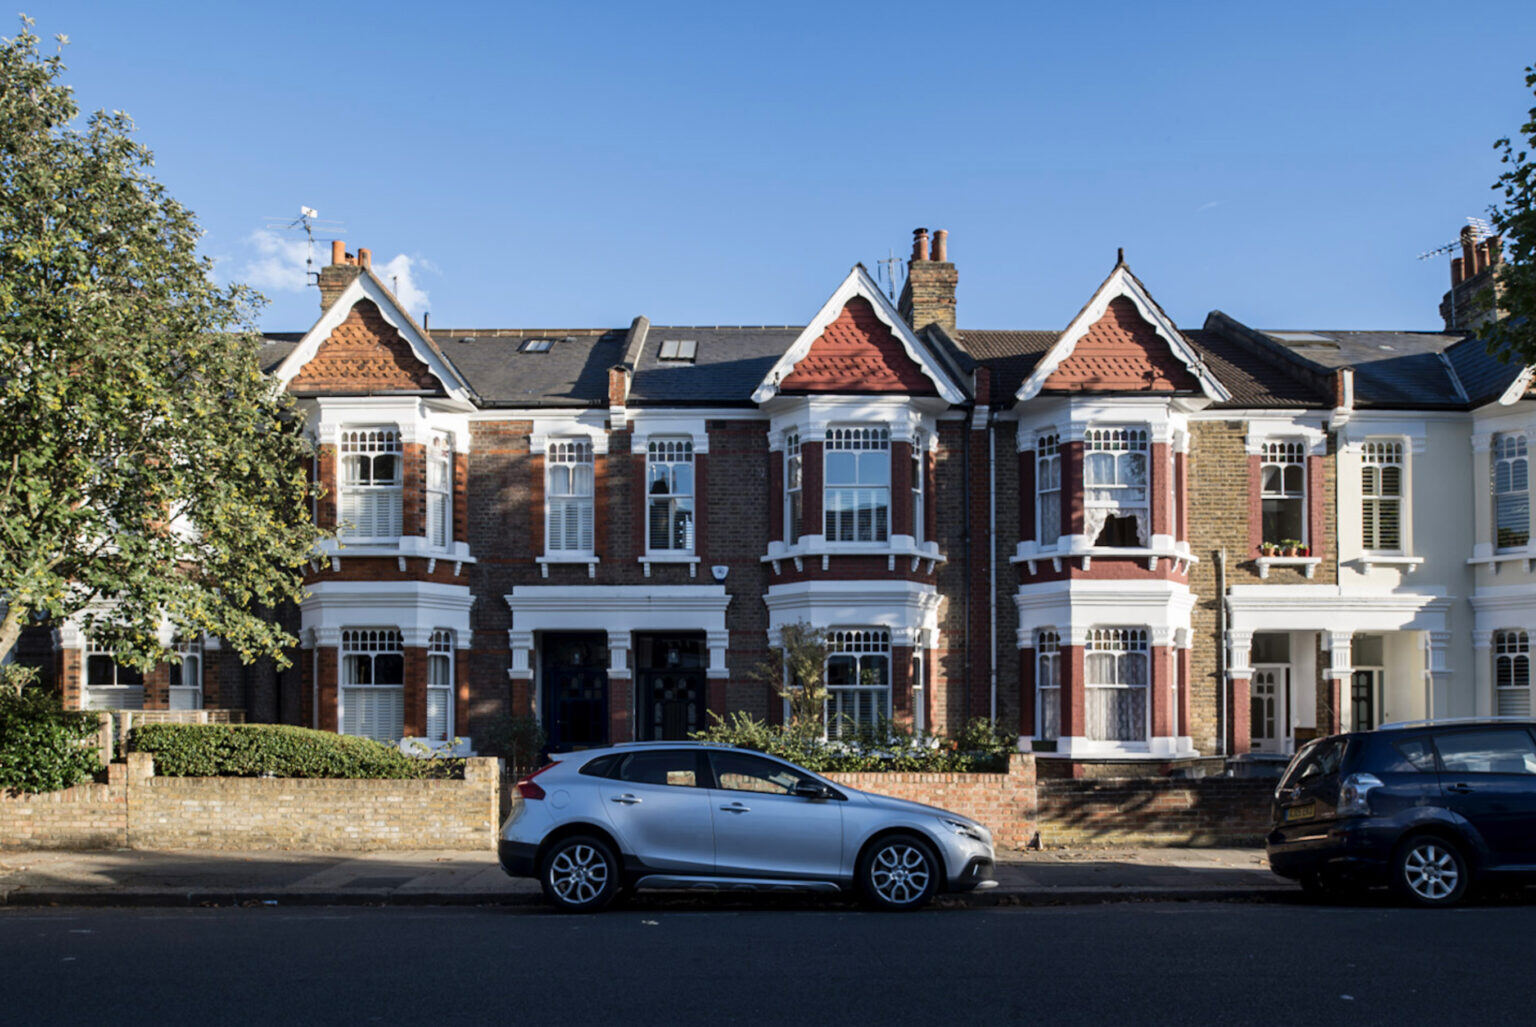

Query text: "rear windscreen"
[1281, 737, 1347, 789]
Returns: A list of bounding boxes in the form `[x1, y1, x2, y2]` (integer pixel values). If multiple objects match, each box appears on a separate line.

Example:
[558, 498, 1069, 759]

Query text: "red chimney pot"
[912, 227, 930, 262]
[932, 229, 948, 263]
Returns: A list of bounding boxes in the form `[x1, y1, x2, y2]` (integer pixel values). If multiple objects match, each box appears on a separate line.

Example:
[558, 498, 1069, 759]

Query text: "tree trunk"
[0, 602, 27, 695]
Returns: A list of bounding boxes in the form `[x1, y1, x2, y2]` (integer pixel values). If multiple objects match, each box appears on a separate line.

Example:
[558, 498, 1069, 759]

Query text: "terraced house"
[27, 227, 1536, 776]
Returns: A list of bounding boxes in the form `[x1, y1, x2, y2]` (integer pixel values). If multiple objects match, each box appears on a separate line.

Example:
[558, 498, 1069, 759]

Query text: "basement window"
[521, 338, 556, 353]
[658, 339, 698, 362]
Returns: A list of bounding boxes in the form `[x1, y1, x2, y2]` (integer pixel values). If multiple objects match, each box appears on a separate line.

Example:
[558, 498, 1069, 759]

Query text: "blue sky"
[31, 1, 1536, 333]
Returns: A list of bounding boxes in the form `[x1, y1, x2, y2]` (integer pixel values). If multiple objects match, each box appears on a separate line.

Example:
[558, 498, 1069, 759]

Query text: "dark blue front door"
[541, 633, 608, 752]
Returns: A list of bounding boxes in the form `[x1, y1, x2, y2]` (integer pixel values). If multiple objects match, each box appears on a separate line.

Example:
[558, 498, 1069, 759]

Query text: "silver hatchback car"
[499, 742, 998, 912]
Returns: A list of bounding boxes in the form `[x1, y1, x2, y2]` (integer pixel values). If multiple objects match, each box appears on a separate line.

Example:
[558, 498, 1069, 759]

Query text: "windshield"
[1280, 736, 1347, 790]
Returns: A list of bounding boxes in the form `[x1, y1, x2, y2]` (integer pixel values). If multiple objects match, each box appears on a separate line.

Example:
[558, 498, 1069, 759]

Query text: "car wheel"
[1391, 835, 1470, 908]
[540, 835, 620, 913]
[858, 834, 940, 911]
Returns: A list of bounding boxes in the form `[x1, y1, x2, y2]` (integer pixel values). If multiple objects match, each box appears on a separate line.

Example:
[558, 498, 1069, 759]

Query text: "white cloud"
[237, 229, 313, 293]
[374, 252, 431, 316]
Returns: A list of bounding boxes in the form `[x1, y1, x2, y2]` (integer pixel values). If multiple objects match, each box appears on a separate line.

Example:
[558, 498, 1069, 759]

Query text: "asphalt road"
[2, 900, 1530, 1025]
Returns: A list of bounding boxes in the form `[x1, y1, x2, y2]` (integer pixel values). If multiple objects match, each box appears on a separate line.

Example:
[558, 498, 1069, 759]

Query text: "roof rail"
[1375, 716, 1536, 731]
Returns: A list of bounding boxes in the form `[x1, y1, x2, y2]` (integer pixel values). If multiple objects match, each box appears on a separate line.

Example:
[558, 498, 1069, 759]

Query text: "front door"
[634, 633, 708, 741]
[1351, 669, 1381, 732]
[541, 632, 609, 752]
[1251, 666, 1289, 754]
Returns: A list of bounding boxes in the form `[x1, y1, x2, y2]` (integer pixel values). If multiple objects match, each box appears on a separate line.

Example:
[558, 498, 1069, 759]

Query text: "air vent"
[658, 339, 698, 362]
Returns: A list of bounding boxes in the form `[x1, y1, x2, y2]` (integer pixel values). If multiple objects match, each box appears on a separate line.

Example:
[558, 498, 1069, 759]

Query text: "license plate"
[1284, 802, 1316, 822]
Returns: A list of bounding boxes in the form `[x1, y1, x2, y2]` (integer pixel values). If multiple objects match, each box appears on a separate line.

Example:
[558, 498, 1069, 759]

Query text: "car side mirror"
[792, 783, 831, 800]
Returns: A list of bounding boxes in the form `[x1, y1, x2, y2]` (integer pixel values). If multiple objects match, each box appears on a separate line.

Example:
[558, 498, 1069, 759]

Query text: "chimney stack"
[318, 240, 365, 310]
[898, 226, 957, 335]
[1440, 225, 1505, 331]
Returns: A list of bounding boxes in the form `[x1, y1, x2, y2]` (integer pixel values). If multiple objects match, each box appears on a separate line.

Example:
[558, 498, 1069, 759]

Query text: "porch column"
[607, 630, 632, 743]
[1472, 630, 1494, 718]
[1226, 629, 1252, 756]
[706, 629, 730, 717]
[1322, 629, 1353, 734]
[53, 621, 87, 711]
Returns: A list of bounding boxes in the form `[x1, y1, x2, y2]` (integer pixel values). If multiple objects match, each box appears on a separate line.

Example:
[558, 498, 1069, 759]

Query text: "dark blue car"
[1267, 719, 1536, 906]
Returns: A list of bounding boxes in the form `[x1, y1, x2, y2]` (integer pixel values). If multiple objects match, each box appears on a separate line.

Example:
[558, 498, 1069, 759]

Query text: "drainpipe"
[1216, 548, 1227, 756]
[989, 409, 999, 724]
[960, 406, 973, 726]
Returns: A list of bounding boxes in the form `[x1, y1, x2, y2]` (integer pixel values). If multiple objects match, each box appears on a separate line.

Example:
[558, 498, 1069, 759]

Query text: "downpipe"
[1216, 547, 1227, 757]
[988, 409, 998, 724]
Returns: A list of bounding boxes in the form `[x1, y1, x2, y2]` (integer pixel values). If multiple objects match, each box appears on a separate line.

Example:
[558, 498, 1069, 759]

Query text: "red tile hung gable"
[780, 297, 937, 394]
[1043, 297, 1200, 393]
[290, 300, 442, 394]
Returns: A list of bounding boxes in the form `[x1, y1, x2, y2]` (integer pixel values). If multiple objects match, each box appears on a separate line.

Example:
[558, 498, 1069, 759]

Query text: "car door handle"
[719, 803, 751, 814]
[1445, 782, 1474, 794]
[611, 794, 642, 805]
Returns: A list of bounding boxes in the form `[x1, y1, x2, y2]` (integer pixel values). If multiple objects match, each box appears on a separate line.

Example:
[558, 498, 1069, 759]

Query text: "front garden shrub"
[690, 713, 1014, 773]
[127, 723, 464, 779]
[0, 686, 104, 794]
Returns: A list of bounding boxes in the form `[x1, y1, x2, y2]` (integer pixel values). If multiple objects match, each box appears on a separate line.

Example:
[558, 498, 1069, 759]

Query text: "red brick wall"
[827, 753, 1036, 851]
[780, 298, 937, 394]
[290, 300, 440, 394]
[1043, 298, 1200, 393]
[1037, 776, 1273, 847]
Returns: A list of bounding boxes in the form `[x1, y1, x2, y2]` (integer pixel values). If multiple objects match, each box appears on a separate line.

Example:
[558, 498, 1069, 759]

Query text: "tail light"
[1337, 772, 1382, 816]
[516, 761, 558, 800]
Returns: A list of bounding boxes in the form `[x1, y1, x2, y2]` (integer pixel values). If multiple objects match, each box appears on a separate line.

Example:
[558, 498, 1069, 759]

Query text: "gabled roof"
[274, 270, 476, 403]
[751, 265, 966, 404]
[1015, 261, 1230, 403]
[429, 328, 627, 407]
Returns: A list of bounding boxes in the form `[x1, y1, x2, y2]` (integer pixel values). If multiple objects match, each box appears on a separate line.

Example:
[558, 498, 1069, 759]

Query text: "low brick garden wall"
[1, 753, 501, 852]
[1036, 777, 1275, 847]
[828, 753, 1038, 851]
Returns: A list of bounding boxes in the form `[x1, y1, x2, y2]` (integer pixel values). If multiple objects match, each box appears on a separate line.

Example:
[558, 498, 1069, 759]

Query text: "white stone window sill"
[314, 538, 474, 575]
[1012, 543, 1198, 574]
[1353, 554, 1425, 573]
[1256, 556, 1321, 579]
[639, 554, 701, 577]
[1467, 549, 1535, 574]
[537, 554, 600, 578]
[762, 537, 945, 574]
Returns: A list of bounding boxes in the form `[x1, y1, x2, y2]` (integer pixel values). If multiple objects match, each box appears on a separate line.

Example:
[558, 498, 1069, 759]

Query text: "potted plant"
[1298, 544, 1310, 557]
[1280, 539, 1300, 557]
[1261, 541, 1279, 557]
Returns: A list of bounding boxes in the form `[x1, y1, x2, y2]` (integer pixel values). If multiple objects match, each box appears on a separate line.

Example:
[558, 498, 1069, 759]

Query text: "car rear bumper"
[1266, 818, 1392, 883]
[498, 839, 539, 879]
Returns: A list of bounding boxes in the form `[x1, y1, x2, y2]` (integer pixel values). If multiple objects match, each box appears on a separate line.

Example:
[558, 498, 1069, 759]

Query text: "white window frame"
[1493, 433, 1529, 551]
[427, 629, 455, 742]
[1260, 439, 1307, 546]
[546, 438, 595, 554]
[1495, 629, 1531, 718]
[426, 431, 453, 550]
[646, 437, 695, 553]
[824, 426, 891, 544]
[169, 639, 203, 711]
[911, 431, 925, 544]
[1036, 629, 1061, 741]
[1037, 432, 1062, 547]
[824, 628, 892, 738]
[1084, 427, 1150, 547]
[1084, 627, 1150, 744]
[340, 628, 405, 742]
[1361, 440, 1405, 554]
[784, 432, 802, 545]
[84, 641, 145, 711]
[339, 426, 404, 542]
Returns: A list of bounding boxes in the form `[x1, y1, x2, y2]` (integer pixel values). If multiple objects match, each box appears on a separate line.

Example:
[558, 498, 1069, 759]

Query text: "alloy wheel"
[870, 842, 932, 906]
[548, 843, 610, 905]
[1402, 841, 1460, 902]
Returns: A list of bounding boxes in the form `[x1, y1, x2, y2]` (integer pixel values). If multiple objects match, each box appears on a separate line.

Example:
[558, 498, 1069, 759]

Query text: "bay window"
[784, 432, 802, 544]
[1493, 433, 1529, 550]
[339, 427, 403, 540]
[1037, 432, 1061, 546]
[1495, 630, 1531, 717]
[1085, 627, 1149, 743]
[1084, 427, 1149, 547]
[911, 431, 924, 543]
[1361, 441, 1404, 552]
[169, 639, 203, 711]
[426, 431, 452, 550]
[340, 629, 404, 741]
[1260, 440, 1306, 546]
[427, 629, 454, 742]
[824, 426, 890, 543]
[646, 438, 695, 552]
[1036, 629, 1061, 740]
[546, 439, 595, 553]
[825, 628, 891, 738]
[85, 642, 144, 710]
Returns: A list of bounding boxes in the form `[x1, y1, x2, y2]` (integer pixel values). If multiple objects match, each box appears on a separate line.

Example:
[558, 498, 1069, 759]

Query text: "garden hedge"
[0, 687, 104, 794]
[127, 723, 464, 779]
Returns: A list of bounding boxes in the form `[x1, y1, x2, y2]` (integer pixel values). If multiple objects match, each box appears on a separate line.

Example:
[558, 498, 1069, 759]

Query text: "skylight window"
[521, 338, 556, 353]
[658, 339, 698, 362]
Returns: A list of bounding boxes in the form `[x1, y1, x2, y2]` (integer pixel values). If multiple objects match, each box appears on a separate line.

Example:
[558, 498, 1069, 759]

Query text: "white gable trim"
[273, 272, 473, 402]
[1015, 265, 1230, 403]
[1497, 365, 1535, 406]
[751, 265, 965, 405]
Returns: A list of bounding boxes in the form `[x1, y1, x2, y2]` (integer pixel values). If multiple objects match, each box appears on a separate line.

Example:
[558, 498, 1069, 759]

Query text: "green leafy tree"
[0, 19, 323, 691]
[1488, 63, 1536, 363]
[749, 621, 830, 735]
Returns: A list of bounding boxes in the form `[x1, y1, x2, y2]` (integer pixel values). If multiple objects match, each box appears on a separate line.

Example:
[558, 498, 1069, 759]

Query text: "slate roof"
[428, 329, 625, 407]
[1183, 329, 1331, 408]
[260, 333, 302, 374]
[1447, 334, 1527, 406]
[954, 329, 1057, 398]
[1251, 329, 1520, 409]
[630, 326, 800, 404]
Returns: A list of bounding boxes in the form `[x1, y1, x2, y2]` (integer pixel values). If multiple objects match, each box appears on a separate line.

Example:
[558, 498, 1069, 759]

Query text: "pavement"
[0, 846, 1293, 907]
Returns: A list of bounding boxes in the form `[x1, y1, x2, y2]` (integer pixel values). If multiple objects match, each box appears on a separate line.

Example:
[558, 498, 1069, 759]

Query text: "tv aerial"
[875, 247, 905, 302]
[1417, 216, 1493, 261]
[263, 206, 346, 286]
